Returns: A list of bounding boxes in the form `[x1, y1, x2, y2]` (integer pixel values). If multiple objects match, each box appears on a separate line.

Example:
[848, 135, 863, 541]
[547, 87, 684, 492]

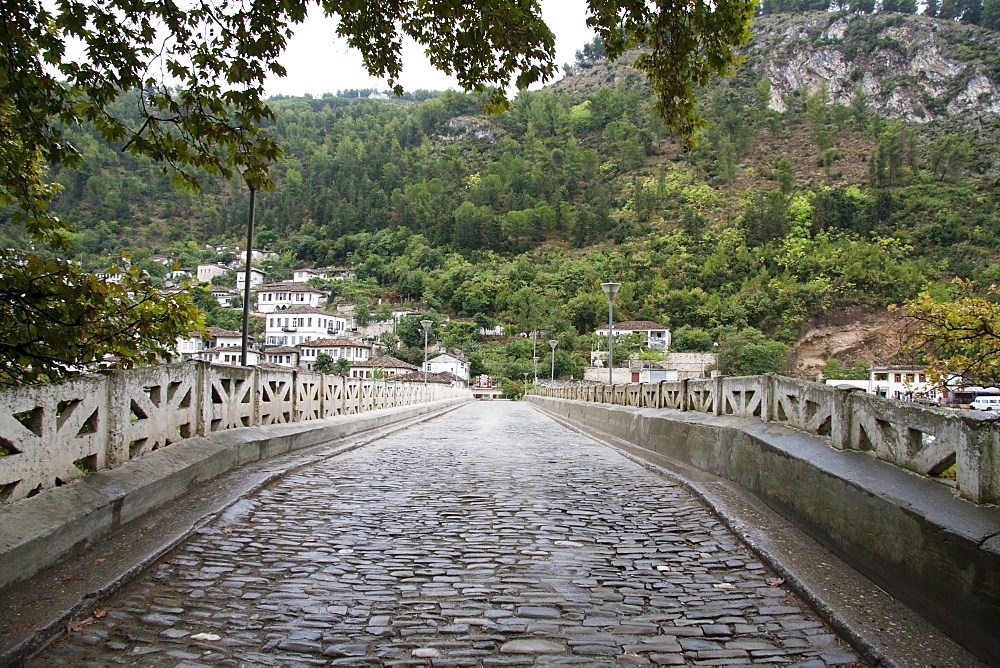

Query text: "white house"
[262, 346, 300, 368]
[826, 365, 942, 402]
[595, 320, 671, 350]
[256, 282, 327, 313]
[206, 327, 247, 349]
[210, 286, 240, 308]
[292, 268, 328, 283]
[349, 355, 418, 379]
[197, 263, 230, 282]
[263, 306, 348, 347]
[198, 346, 259, 366]
[251, 250, 278, 262]
[299, 338, 371, 371]
[236, 267, 267, 289]
[174, 332, 206, 359]
[426, 351, 470, 380]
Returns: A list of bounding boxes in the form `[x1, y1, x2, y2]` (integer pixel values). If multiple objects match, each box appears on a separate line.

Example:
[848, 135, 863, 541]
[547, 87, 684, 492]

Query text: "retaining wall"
[527, 379, 1000, 664]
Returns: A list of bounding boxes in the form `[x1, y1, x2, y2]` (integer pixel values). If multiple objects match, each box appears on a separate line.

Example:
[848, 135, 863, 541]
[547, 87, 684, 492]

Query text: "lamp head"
[601, 282, 622, 300]
[420, 319, 432, 332]
[548, 339, 558, 350]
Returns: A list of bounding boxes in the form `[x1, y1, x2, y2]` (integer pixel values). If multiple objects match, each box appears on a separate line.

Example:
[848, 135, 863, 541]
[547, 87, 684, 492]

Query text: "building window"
[895, 374, 902, 383]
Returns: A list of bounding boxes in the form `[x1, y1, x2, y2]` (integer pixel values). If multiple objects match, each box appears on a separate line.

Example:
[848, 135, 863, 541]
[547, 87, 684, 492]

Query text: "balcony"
[327, 327, 338, 334]
[282, 326, 298, 332]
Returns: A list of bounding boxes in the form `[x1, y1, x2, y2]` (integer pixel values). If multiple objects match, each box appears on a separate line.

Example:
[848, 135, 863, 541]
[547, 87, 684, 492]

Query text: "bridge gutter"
[526, 394, 1000, 666]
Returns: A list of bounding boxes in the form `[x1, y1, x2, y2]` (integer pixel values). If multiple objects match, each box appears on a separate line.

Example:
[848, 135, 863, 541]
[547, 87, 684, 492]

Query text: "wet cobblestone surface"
[31, 402, 864, 666]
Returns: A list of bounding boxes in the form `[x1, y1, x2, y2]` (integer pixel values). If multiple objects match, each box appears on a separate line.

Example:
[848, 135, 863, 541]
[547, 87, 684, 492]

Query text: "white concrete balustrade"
[0, 360, 467, 504]
[532, 374, 1000, 505]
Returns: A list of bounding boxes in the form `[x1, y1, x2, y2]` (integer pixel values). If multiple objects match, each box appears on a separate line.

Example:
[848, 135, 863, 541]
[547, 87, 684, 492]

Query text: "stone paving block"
[24, 403, 863, 668]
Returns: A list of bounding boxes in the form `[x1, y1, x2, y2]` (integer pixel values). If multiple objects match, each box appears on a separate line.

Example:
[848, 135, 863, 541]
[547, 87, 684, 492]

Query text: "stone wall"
[531, 373, 1000, 505]
[527, 375, 1000, 663]
[0, 361, 468, 505]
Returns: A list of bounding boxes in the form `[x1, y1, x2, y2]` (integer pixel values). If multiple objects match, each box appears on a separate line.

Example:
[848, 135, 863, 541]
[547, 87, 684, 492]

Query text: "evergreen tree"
[983, 0, 1000, 27]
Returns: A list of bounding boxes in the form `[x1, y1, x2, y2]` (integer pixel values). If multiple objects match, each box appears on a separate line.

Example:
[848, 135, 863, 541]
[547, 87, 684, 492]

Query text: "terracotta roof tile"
[350, 355, 418, 370]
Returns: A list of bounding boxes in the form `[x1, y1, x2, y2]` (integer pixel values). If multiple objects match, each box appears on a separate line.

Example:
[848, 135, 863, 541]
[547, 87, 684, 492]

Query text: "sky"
[263, 0, 596, 98]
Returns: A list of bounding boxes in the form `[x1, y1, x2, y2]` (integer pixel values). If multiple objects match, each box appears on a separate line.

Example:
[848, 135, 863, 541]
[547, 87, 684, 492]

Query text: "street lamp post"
[240, 188, 257, 367]
[533, 356, 539, 384]
[549, 339, 558, 381]
[420, 319, 432, 385]
[601, 282, 621, 387]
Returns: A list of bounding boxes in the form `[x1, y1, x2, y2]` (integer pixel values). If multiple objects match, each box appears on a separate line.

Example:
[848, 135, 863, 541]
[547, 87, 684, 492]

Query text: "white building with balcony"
[263, 306, 347, 347]
[594, 320, 671, 351]
[256, 281, 327, 313]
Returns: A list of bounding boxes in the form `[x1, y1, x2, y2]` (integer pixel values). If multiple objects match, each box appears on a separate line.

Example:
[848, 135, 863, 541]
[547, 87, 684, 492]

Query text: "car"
[914, 397, 940, 407]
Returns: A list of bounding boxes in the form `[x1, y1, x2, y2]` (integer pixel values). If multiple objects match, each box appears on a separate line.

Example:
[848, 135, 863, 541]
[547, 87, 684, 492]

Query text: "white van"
[970, 395, 1000, 411]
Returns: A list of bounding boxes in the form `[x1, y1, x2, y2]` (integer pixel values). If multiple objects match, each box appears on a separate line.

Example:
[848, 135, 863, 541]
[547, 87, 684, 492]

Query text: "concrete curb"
[0, 398, 470, 593]
[527, 396, 999, 666]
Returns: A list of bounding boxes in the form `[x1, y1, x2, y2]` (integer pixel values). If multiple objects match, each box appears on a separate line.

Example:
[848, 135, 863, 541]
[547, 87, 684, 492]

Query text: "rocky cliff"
[750, 12, 1000, 123]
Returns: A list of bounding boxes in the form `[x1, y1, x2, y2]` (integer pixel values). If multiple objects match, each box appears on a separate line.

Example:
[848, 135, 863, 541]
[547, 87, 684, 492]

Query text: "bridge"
[0, 363, 997, 665]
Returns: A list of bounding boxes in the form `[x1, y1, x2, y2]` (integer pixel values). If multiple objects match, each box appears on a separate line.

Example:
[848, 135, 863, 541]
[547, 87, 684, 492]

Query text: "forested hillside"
[4, 10, 1000, 379]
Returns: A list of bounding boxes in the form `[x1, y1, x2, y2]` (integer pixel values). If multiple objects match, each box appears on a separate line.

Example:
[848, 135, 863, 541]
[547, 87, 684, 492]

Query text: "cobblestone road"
[32, 402, 863, 667]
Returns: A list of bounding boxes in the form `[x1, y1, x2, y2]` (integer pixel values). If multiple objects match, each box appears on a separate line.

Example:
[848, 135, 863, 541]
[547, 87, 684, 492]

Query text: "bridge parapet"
[0, 361, 467, 504]
[531, 374, 1000, 505]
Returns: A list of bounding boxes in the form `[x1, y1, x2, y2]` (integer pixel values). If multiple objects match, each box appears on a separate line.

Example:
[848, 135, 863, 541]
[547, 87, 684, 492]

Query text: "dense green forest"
[4, 11, 999, 383]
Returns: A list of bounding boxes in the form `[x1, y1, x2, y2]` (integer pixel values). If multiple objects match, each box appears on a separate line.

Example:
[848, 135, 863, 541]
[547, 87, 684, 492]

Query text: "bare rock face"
[748, 12, 1000, 124]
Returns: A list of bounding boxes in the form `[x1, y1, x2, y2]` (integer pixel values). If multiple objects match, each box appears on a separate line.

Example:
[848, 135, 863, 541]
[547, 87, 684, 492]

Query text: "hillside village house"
[349, 355, 418, 379]
[292, 268, 328, 282]
[206, 327, 246, 348]
[256, 282, 327, 313]
[236, 266, 266, 289]
[210, 286, 239, 308]
[173, 327, 252, 360]
[826, 365, 944, 402]
[263, 346, 300, 368]
[198, 347, 259, 366]
[299, 338, 371, 371]
[174, 333, 206, 358]
[595, 320, 671, 351]
[426, 350, 471, 380]
[197, 263, 229, 282]
[264, 306, 348, 346]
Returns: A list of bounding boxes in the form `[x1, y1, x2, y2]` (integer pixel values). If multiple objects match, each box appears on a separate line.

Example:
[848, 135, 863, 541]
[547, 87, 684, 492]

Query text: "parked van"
[970, 395, 1000, 411]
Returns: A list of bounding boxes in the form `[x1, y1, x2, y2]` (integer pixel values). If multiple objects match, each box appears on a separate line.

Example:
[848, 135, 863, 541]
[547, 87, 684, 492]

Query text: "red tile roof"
[299, 337, 369, 348]
[350, 355, 418, 370]
[258, 281, 326, 293]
